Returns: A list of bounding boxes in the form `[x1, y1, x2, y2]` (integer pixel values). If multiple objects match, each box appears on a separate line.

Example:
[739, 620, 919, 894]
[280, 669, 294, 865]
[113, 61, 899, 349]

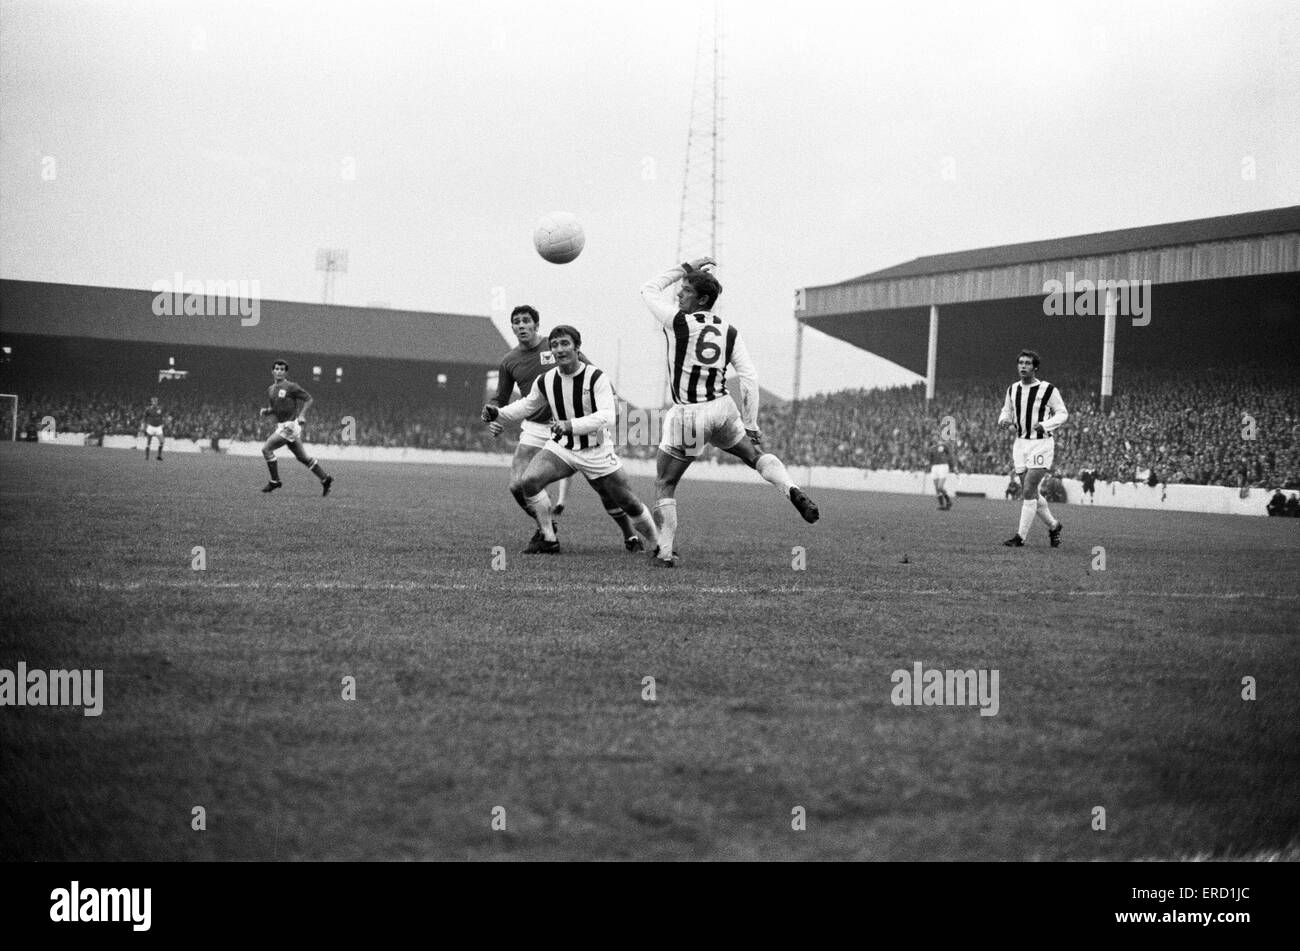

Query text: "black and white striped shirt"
[999, 379, 1069, 439]
[640, 265, 760, 427]
[496, 362, 616, 450]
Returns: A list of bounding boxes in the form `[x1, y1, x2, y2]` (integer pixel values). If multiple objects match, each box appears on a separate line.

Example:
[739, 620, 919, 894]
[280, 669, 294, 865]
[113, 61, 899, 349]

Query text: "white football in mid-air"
[534, 212, 585, 264]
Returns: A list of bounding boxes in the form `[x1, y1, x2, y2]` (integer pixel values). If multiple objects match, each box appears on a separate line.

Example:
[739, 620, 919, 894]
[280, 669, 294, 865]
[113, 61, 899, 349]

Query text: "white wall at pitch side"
[39, 435, 1278, 517]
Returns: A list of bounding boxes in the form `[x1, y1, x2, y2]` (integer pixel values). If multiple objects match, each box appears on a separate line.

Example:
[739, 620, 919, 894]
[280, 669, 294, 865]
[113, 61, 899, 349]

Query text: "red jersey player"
[484, 325, 660, 556]
[139, 397, 166, 461]
[258, 359, 333, 496]
[482, 305, 641, 552]
[929, 443, 954, 509]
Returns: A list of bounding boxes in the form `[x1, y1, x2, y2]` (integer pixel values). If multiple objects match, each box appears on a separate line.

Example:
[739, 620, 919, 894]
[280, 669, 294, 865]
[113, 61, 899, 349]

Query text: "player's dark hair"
[548, 325, 581, 348]
[684, 270, 722, 310]
[510, 305, 540, 326]
[273, 359, 289, 371]
[1018, 349, 1040, 369]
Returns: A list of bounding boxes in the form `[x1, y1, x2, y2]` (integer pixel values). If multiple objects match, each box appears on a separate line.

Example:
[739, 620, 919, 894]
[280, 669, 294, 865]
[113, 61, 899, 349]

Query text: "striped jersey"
[998, 379, 1069, 439]
[640, 265, 760, 428]
[495, 362, 616, 450]
[489, 340, 594, 424]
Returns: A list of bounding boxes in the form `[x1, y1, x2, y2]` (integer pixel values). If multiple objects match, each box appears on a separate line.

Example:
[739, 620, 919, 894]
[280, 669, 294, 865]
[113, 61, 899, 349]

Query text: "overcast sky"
[2, 0, 1297, 406]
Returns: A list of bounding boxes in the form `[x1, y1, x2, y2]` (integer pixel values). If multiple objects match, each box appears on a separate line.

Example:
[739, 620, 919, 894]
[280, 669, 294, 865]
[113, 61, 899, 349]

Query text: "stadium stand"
[13, 359, 1298, 490]
[759, 366, 1298, 488]
[16, 388, 500, 452]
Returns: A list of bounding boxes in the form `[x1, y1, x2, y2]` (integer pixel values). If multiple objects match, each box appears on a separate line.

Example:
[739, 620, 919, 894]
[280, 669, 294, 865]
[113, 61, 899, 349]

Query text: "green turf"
[1, 443, 1297, 861]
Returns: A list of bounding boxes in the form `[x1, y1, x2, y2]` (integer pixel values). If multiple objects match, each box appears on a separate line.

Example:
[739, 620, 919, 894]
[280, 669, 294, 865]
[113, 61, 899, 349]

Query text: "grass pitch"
[1, 443, 1297, 861]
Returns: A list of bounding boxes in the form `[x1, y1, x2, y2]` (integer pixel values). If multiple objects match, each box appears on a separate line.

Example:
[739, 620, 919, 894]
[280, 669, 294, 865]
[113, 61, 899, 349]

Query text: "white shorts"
[930, 464, 950, 478]
[145, 424, 164, 438]
[274, 421, 302, 443]
[659, 397, 746, 460]
[518, 419, 552, 450]
[1012, 437, 1054, 473]
[542, 439, 622, 481]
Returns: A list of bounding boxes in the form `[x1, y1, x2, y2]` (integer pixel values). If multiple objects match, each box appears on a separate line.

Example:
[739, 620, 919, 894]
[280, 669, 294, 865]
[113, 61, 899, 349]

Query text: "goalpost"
[0, 394, 16, 441]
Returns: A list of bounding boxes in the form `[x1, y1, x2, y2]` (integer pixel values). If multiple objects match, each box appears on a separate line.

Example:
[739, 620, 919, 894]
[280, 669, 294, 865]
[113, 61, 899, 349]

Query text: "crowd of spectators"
[20, 390, 265, 443]
[749, 366, 1299, 490]
[17, 388, 499, 453]
[13, 364, 1299, 490]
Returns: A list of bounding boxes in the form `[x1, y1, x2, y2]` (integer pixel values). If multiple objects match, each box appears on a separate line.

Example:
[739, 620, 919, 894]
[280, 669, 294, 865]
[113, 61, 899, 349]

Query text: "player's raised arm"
[490, 377, 548, 425]
[564, 371, 617, 436]
[640, 266, 684, 325]
[728, 330, 761, 432]
[640, 257, 715, 326]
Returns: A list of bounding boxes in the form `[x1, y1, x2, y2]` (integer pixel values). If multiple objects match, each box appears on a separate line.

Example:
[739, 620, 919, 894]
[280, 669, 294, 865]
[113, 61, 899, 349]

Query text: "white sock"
[527, 491, 555, 540]
[755, 453, 794, 495]
[1035, 496, 1057, 529]
[1018, 499, 1036, 539]
[554, 477, 569, 507]
[627, 504, 659, 548]
[655, 499, 677, 558]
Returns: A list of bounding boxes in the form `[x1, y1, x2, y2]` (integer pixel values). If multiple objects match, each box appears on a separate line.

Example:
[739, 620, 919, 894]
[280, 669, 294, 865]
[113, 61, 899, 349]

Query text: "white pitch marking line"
[67, 580, 1300, 600]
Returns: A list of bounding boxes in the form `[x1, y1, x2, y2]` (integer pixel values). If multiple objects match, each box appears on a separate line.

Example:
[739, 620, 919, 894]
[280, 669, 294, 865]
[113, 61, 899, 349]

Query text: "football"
[533, 212, 585, 264]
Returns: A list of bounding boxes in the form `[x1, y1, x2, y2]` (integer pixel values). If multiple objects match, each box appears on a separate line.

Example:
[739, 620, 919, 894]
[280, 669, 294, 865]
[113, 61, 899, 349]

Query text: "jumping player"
[639, 257, 818, 567]
[139, 396, 166, 461]
[483, 305, 642, 551]
[929, 442, 954, 509]
[998, 349, 1066, 547]
[258, 360, 333, 496]
[483, 325, 660, 555]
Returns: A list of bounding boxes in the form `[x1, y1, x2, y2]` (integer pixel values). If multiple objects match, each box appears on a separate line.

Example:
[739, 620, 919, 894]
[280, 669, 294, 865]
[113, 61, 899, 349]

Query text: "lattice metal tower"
[676, 2, 723, 265]
[316, 248, 349, 305]
[662, 2, 724, 403]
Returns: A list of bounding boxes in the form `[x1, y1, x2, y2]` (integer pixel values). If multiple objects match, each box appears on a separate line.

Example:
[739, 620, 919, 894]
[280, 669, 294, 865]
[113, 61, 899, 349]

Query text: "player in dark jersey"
[929, 443, 954, 509]
[139, 396, 166, 461]
[482, 305, 641, 552]
[1078, 465, 1097, 503]
[484, 325, 660, 556]
[258, 360, 333, 496]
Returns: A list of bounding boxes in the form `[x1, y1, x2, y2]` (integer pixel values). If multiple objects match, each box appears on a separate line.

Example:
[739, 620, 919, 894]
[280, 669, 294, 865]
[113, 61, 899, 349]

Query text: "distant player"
[482, 305, 641, 552]
[1266, 488, 1287, 517]
[1078, 465, 1097, 503]
[998, 350, 1066, 547]
[139, 396, 166, 461]
[483, 325, 660, 555]
[640, 257, 818, 567]
[258, 359, 333, 496]
[929, 442, 954, 509]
